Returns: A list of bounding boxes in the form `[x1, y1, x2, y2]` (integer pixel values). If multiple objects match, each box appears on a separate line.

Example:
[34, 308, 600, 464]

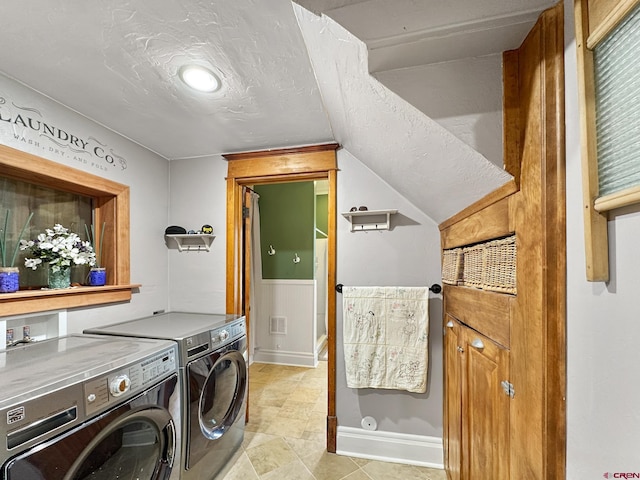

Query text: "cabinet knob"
[456, 346, 464, 353]
[471, 338, 485, 350]
[446, 321, 454, 328]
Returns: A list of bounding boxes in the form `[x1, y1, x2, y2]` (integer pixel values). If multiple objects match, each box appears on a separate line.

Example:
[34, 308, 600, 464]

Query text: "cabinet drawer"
[444, 285, 511, 348]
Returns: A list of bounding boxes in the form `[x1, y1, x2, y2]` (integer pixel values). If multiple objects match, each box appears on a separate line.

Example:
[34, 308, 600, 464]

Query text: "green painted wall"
[316, 194, 328, 239]
[255, 182, 314, 279]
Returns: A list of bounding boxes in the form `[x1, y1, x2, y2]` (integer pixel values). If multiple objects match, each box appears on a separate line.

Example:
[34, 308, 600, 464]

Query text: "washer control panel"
[84, 346, 176, 415]
[210, 319, 246, 348]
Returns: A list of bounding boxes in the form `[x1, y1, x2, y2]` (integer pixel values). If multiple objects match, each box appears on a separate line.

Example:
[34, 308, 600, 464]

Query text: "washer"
[0, 334, 179, 480]
[86, 312, 247, 480]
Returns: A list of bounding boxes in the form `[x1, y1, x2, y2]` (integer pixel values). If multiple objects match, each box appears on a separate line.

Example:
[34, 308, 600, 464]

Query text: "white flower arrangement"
[20, 224, 96, 272]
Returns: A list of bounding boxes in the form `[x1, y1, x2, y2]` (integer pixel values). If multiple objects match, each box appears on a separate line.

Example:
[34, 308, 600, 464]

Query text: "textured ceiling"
[0, 0, 556, 220]
[0, 0, 334, 159]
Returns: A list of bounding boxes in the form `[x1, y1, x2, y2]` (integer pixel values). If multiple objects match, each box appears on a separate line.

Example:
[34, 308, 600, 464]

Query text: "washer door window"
[4, 377, 177, 480]
[65, 408, 174, 480]
[186, 347, 247, 470]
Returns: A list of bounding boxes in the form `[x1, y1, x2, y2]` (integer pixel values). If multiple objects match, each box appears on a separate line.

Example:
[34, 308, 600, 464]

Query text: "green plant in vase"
[0, 210, 33, 293]
[21, 224, 96, 289]
[85, 222, 106, 286]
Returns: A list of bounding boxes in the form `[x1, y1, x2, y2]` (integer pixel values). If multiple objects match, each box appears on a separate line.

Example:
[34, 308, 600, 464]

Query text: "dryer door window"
[186, 346, 247, 469]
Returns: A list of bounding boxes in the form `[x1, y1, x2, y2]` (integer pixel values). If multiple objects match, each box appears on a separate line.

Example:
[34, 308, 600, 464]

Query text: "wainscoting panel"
[254, 279, 316, 367]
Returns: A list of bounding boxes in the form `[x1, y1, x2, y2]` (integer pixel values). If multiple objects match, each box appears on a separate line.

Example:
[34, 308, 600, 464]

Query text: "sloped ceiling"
[293, 0, 558, 72]
[0, 0, 555, 221]
[293, 5, 511, 223]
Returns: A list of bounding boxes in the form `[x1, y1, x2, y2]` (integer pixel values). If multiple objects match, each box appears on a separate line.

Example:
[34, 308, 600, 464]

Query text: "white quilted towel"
[342, 286, 429, 393]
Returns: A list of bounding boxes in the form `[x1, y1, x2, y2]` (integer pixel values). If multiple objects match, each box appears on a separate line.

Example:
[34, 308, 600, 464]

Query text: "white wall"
[167, 155, 228, 313]
[374, 54, 504, 168]
[336, 148, 443, 438]
[564, 3, 640, 476]
[0, 73, 171, 331]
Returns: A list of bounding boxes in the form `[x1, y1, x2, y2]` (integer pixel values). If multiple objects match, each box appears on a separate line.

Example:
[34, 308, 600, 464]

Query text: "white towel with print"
[342, 286, 429, 393]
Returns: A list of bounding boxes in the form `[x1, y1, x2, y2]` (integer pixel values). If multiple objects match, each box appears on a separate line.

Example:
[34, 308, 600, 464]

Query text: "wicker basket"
[442, 248, 464, 285]
[481, 235, 517, 294]
[462, 243, 485, 289]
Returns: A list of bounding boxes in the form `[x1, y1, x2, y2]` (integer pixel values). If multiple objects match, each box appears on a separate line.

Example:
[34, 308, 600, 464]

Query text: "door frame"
[224, 143, 339, 452]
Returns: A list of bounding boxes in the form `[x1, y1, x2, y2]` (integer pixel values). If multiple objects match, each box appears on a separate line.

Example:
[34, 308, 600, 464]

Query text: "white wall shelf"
[165, 234, 215, 252]
[341, 209, 398, 231]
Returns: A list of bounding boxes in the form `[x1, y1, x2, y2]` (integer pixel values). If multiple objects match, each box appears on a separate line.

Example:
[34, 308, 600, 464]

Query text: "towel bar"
[335, 283, 442, 294]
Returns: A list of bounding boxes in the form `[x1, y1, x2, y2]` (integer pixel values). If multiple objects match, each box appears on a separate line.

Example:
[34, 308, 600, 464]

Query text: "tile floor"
[219, 360, 446, 480]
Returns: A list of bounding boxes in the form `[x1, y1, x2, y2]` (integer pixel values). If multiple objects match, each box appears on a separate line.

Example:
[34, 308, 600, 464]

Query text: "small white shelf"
[341, 209, 398, 231]
[165, 234, 215, 252]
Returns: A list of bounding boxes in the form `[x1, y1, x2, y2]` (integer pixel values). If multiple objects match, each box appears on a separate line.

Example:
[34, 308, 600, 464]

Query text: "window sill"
[0, 285, 141, 317]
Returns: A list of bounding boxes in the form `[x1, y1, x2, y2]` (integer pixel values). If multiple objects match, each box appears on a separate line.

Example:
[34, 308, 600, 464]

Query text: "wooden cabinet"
[444, 315, 509, 480]
[440, 4, 565, 478]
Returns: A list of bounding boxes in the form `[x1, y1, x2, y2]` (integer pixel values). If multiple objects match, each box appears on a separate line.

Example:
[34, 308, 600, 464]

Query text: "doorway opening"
[224, 144, 338, 452]
[248, 180, 329, 366]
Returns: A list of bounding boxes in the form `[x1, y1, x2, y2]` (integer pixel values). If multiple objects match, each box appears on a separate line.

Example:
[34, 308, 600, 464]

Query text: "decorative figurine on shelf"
[201, 224, 213, 235]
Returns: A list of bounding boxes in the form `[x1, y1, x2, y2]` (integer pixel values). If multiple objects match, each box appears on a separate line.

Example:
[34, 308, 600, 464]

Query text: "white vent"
[269, 316, 287, 335]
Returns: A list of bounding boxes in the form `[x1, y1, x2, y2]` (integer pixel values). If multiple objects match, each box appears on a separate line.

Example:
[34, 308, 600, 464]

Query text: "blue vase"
[89, 267, 106, 286]
[0, 267, 19, 293]
[48, 267, 71, 289]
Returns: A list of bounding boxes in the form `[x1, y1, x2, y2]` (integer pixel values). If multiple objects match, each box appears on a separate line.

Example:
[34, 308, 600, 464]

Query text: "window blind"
[594, 2, 640, 196]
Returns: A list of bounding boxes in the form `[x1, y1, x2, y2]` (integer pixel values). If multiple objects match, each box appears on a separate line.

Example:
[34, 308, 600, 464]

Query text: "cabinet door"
[462, 328, 510, 479]
[444, 316, 462, 480]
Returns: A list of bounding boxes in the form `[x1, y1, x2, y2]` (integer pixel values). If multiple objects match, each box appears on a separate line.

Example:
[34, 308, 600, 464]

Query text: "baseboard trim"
[253, 349, 316, 367]
[316, 334, 328, 356]
[336, 426, 444, 469]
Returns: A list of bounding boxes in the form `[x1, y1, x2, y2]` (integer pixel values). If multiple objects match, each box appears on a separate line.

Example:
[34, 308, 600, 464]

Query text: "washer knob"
[219, 330, 230, 341]
[110, 374, 131, 397]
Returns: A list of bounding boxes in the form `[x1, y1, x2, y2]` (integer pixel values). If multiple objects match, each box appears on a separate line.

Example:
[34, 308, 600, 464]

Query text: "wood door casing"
[224, 144, 339, 452]
[242, 186, 253, 422]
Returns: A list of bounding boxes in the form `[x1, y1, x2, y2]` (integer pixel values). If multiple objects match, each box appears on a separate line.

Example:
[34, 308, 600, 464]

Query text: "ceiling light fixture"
[179, 65, 221, 93]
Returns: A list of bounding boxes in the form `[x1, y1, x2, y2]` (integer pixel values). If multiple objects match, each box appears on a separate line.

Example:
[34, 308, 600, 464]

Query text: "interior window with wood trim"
[0, 144, 135, 317]
[575, 0, 640, 281]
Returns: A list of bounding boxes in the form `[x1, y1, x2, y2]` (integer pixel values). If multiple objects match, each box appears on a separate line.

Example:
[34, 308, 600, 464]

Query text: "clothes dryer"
[86, 312, 247, 480]
[0, 334, 179, 480]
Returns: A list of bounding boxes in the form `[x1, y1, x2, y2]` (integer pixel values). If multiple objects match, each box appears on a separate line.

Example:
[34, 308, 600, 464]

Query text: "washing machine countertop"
[0, 334, 176, 409]
[86, 312, 242, 340]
